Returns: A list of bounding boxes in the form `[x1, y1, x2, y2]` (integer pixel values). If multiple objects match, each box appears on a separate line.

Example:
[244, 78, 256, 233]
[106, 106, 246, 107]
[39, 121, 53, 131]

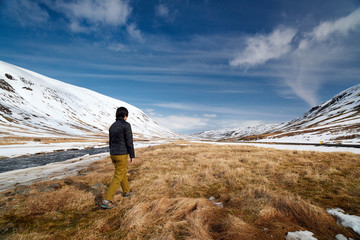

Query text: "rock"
[6, 222, 14, 228]
[91, 183, 108, 191]
[0, 222, 15, 235]
[0, 227, 9, 235]
[5, 73, 13, 80]
[64, 178, 75, 185]
[208, 196, 223, 208]
[40, 183, 61, 192]
[14, 185, 30, 195]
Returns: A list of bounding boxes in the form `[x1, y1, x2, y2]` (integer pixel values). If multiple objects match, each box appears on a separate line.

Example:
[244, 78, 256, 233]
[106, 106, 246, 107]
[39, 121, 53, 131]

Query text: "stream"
[0, 146, 109, 173]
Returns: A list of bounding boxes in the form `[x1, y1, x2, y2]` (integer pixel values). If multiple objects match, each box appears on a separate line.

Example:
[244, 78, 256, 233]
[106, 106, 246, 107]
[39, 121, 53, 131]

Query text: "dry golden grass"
[0, 142, 359, 239]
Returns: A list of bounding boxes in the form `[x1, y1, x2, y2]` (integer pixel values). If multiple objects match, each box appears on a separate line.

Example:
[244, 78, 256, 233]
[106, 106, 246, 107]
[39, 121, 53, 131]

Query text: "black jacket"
[109, 119, 135, 158]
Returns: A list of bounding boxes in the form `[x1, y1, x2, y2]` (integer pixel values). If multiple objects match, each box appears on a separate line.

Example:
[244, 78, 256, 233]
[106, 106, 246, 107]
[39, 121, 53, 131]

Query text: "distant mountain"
[192, 124, 278, 140]
[0, 60, 178, 140]
[193, 84, 360, 144]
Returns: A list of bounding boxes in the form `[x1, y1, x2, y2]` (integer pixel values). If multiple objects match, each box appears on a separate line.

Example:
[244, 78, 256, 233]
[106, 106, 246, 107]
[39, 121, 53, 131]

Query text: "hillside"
[265, 84, 360, 144]
[192, 123, 278, 140]
[194, 84, 360, 144]
[0, 60, 177, 141]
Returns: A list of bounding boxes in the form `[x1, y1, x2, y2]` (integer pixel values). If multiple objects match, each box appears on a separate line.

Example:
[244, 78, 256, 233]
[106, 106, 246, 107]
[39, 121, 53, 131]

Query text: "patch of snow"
[327, 208, 360, 235]
[335, 234, 354, 240]
[191, 141, 360, 154]
[0, 140, 170, 159]
[286, 231, 317, 240]
[0, 142, 107, 158]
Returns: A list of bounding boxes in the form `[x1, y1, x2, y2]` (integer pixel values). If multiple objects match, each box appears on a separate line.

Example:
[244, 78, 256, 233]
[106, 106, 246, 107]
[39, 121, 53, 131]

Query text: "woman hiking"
[101, 107, 135, 209]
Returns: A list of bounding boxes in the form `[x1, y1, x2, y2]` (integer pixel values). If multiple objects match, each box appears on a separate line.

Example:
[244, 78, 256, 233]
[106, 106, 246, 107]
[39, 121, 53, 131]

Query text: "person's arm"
[124, 123, 135, 160]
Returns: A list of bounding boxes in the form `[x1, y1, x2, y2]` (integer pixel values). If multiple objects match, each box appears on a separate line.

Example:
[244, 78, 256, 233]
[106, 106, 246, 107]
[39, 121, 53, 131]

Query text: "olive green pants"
[104, 154, 130, 201]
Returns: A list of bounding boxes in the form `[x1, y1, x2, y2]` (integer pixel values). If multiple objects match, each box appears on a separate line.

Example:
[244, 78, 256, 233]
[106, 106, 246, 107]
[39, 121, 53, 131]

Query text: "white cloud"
[217, 120, 265, 129]
[42, 0, 131, 32]
[107, 42, 128, 52]
[69, 21, 92, 33]
[152, 114, 267, 133]
[155, 4, 169, 18]
[281, 7, 360, 106]
[203, 114, 217, 118]
[144, 109, 159, 117]
[126, 23, 145, 42]
[4, 0, 49, 27]
[230, 27, 297, 68]
[311, 8, 360, 42]
[152, 115, 209, 131]
[153, 102, 287, 118]
[154, 3, 176, 23]
[230, 8, 360, 107]
[58, 0, 131, 26]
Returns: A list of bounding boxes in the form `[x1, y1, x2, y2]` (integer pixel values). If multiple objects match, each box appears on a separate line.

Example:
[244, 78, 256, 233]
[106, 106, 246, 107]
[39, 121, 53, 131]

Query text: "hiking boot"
[122, 190, 136, 198]
[100, 200, 117, 209]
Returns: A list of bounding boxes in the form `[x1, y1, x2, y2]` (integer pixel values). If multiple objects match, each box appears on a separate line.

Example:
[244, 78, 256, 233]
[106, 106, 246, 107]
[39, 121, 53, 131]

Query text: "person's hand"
[130, 158, 134, 164]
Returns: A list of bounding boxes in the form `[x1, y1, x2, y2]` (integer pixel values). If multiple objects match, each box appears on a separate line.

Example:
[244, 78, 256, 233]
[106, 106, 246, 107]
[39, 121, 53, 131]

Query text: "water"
[0, 147, 109, 173]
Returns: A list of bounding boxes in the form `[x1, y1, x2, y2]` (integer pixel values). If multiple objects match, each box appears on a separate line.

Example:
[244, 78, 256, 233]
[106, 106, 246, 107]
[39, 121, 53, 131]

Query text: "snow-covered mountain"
[0, 60, 177, 140]
[194, 84, 360, 144]
[192, 124, 278, 140]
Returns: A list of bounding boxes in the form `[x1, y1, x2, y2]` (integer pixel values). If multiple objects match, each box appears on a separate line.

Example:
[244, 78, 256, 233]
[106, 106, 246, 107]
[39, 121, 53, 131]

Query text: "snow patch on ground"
[285, 208, 360, 240]
[0, 142, 107, 158]
[0, 140, 171, 158]
[327, 208, 360, 235]
[286, 231, 317, 240]
[191, 141, 360, 154]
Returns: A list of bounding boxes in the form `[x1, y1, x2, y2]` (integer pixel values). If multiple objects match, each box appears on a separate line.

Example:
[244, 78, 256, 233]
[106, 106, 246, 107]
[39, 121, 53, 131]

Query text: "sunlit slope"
[0, 60, 177, 140]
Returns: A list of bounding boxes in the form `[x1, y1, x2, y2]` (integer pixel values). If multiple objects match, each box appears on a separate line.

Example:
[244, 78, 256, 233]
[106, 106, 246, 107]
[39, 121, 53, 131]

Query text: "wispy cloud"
[53, 0, 132, 31]
[4, 0, 133, 34]
[2, 0, 49, 27]
[230, 27, 297, 68]
[230, 8, 360, 107]
[286, 7, 360, 106]
[155, 3, 169, 18]
[149, 111, 266, 133]
[310, 8, 360, 42]
[126, 23, 145, 42]
[107, 42, 129, 52]
[155, 3, 176, 23]
[152, 115, 209, 131]
[203, 114, 217, 118]
[153, 102, 291, 118]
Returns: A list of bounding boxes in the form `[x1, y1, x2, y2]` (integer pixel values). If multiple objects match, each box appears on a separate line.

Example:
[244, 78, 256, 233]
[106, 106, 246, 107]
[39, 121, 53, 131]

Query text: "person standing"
[101, 107, 135, 209]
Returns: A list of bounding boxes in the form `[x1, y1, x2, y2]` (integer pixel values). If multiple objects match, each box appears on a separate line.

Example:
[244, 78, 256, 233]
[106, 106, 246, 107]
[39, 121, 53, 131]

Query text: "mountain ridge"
[193, 84, 360, 144]
[0, 60, 178, 140]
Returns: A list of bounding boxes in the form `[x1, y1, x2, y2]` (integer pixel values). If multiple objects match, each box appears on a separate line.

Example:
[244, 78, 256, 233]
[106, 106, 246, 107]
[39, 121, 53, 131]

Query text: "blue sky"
[0, 0, 359, 134]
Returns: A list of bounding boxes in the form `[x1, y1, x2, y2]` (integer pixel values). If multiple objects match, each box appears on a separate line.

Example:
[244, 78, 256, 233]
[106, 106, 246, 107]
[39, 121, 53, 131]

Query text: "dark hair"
[116, 107, 129, 120]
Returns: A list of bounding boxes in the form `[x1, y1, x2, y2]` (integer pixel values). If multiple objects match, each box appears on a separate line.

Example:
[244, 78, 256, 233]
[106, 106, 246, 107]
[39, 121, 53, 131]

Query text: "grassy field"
[0, 142, 359, 239]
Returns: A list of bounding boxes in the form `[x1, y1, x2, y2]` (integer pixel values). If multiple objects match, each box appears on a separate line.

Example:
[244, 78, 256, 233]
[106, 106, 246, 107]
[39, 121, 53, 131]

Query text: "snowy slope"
[0, 60, 177, 140]
[265, 84, 360, 144]
[193, 84, 360, 144]
[192, 124, 278, 140]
